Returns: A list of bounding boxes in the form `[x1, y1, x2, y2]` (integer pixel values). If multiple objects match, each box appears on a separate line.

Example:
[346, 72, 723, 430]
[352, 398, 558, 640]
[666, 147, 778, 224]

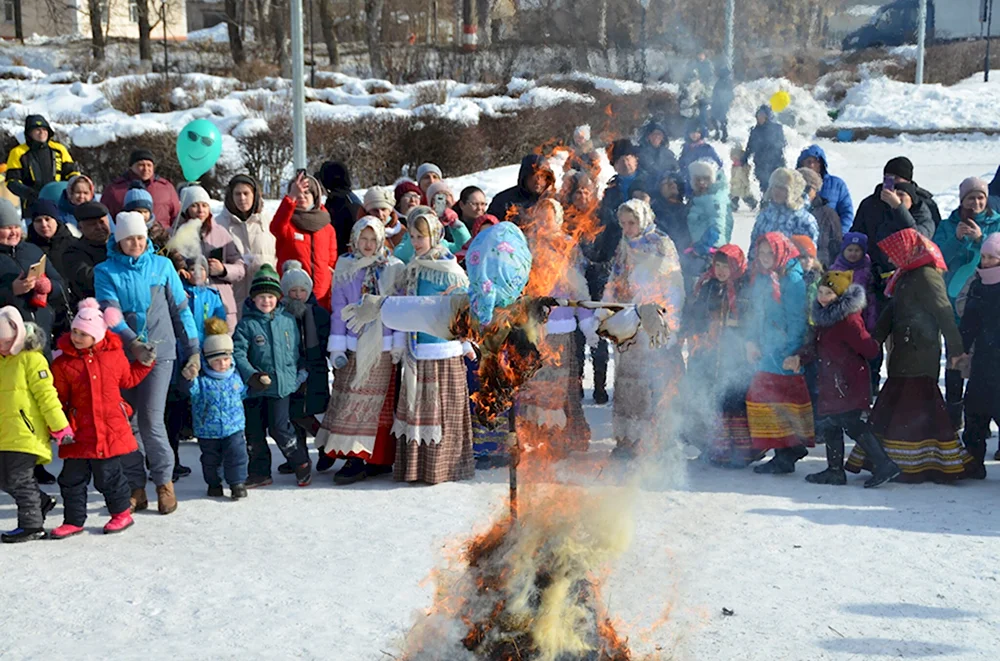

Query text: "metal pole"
[290, 0, 307, 169]
[725, 0, 735, 73]
[308, 0, 316, 87]
[986, 0, 994, 82]
[916, 0, 927, 84]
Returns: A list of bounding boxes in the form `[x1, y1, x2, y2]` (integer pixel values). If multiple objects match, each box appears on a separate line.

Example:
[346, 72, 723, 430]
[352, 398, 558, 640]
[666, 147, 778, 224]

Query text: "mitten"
[129, 340, 157, 365]
[342, 295, 385, 333]
[28, 275, 51, 308]
[248, 372, 271, 391]
[183, 354, 200, 378]
[295, 369, 309, 388]
[51, 426, 75, 446]
[181, 359, 199, 381]
[330, 351, 348, 370]
[390, 345, 404, 365]
[442, 208, 460, 227]
[638, 303, 670, 348]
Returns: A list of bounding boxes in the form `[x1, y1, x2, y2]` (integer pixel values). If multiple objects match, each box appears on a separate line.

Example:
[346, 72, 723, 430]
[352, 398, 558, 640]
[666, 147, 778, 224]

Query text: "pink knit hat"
[0, 306, 26, 355]
[71, 298, 123, 344]
[960, 176, 989, 202]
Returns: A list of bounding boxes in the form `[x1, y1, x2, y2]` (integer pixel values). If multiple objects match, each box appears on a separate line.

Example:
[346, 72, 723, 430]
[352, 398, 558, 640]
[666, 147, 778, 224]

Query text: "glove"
[342, 294, 386, 334]
[183, 354, 200, 377]
[51, 426, 75, 446]
[330, 351, 348, 370]
[28, 275, 51, 308]
[599, 307, 641, 346]
[129, 340, 157, 365]
[248, 372, 272, 391]
[295, 369, 309, 388]
[181, 357, 200, 381]
[442, 208, 460, 227]
[390, 345, 404, 365]
[638, 303, 671, 348]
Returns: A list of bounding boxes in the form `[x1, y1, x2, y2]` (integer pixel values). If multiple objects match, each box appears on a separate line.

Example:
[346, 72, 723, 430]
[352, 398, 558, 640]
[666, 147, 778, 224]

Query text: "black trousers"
[245, 396, 308, 478]
[0, 452, 43, 529]
[58, 457, 131, 526]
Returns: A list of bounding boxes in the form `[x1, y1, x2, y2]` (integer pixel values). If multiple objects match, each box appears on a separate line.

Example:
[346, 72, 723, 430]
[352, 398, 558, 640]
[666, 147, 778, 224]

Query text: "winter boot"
[853, 427, 901, 488]
[334, 458, 368, 485]
[156, 483, 177, 515]
[805, 436, 847, 485]
[40, 492, 56, 521]
[277, 462, 295, 475]
[365, 463, 393, 478]
[731, 197, 740, 212]
[294, 462, 312, 487]
[34, 465, 56, 485]
[245, 475, 273, 489]
[172, 464, 192, 482]
[231, 484, 248, 500]
[753, 446, 806, 474]
[964, 439, 988, 480]
[745, 197, 758, 211]
[207, 485, 225, 498]
[1, 527, 46, 543]
[593, 348, 609, 405]
[103, 511, 134, 534]
[316, 452, 336, 473]
[130, 488, 149, 513]
[49, 523, 85, 540]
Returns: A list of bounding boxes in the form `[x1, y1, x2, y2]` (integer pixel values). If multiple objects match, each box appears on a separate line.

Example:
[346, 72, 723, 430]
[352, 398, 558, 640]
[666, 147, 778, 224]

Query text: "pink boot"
[103, 511, 134, 535]
[50, 523, 84, 540]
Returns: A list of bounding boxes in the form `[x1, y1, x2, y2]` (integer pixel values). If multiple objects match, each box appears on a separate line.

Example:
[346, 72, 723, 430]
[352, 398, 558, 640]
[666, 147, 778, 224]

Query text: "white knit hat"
[363, 186, 396, 212]
[280, 260, 314, 295]
[114, 211, 148, 243]
[687, 159, 719, 181]
[180, 184, 212, 217]
[416, 163, 442, 182]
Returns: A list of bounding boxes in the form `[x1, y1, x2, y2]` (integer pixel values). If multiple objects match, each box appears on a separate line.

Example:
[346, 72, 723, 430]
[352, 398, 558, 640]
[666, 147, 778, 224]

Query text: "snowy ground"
[3, 136, 1000, 660]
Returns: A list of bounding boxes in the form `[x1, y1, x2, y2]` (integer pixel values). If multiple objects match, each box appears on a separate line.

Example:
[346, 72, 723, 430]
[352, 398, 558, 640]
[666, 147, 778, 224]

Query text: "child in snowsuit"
[0, 306, 72, 543]
[279, 260, 331, 474]
[831, 233, 877, 331]
[801, 272, 900, 488]
[233, 265, 312, 488]
[50, 299, 154, 538]
[684, 159, 732, 294]
[181, 317, 250, 500]
[729, 143, 757, 212]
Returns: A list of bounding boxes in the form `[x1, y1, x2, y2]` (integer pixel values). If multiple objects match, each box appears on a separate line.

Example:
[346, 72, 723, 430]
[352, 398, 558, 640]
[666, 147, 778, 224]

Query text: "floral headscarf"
[466, 222, 533, 326]
[694, 243, 747, 317]
[878, 228, 947, 297]
[753, 232, 800, 302]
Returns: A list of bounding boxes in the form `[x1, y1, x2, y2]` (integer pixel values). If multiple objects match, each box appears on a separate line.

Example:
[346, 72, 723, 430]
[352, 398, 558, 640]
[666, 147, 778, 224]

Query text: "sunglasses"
[187, 131, 215, 147]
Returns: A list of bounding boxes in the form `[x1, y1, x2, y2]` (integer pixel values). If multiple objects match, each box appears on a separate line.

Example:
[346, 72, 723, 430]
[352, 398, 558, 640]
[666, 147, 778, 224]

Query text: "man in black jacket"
[486, 154, 555, 226]
[316, 161, 361, 257]
[5, 115, 79, 209]
[62, 201, 111, 304]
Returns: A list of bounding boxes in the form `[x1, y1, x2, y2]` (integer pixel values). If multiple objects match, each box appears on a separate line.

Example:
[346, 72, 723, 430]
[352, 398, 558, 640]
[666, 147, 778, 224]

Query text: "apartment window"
[3, 0, 15, 25]
[130, 0, 139, 23]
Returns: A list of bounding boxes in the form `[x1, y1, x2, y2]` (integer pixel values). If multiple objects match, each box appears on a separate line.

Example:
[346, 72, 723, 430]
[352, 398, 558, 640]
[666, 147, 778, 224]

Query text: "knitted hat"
[893, 181, 919, 201]
[394, 180, 422, 203]
[959, 176, 989, 203]
[71, 298, 123, 345]
[0, 306, 26, 355]
[363, 186, 396, 212]
[30, 200, 60, 221]
[982, 232, 1000, 260]
[791, 234, 817, 260]
[189, 254, 209, 281]
[250, 264, 282, 298]
[883, 156, 913, 182]
[115, 211, 147, 243]
[124, 184, 154, 215]
[416, 163, 443, 183]
[0, 199, 19, 228]
[202, 317, 234, 360]
[688, 159, 719, 182]
[74, 201, 109, 223]
[821, 271, 854, 297]
[425, 181, 454, 204]
[129, 149, 155, 166]
[610, 139, 640, 164]
[280, 260, 313, 295]
[841, 232, 869, 253]
[797, 167, 824, 193]
[179, 184, 211, 217]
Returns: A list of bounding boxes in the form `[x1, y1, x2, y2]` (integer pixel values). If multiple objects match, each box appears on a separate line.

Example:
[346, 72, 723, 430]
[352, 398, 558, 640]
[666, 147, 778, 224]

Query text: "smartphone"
[883, 175, 895, 192]
[26, 255, 46, 280]
[433, 193, 448, 216]
[209, 247, 224, 262]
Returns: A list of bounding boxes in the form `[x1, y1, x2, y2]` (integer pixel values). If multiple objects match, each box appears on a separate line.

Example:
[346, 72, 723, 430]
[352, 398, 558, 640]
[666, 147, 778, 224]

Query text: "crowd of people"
[2, 104, 1000, 545]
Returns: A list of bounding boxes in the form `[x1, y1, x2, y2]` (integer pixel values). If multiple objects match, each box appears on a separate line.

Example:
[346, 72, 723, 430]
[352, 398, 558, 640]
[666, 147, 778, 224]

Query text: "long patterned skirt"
[846, 376, 974, 483]
[517, 332, 591, 458]
[393, 356, 475, 484]
[708, 394, 760, 468]
[613, 336, 685, 452]
[316, 352, 397, 466]
[746, 372, 816, 450]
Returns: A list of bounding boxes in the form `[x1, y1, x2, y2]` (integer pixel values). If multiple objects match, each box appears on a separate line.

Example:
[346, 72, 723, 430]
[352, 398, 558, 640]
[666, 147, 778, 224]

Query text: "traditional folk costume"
[846, 229, 975, 483]
[682, 244, 757, 467]
[745, 232, 816, 474]
[317, 218, 405, 483]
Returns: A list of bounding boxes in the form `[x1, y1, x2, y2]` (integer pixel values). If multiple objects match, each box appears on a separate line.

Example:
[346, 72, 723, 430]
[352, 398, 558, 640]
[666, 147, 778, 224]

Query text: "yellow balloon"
[770, 90, 791, 113]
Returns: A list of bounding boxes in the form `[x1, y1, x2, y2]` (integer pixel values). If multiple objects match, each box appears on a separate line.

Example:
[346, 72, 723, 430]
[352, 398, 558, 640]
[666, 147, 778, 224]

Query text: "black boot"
[593, 342, 609, 405]
[806, 436, 846, 485]
[316, 452, 336, 473]
[853, 427, 901, 488]
[334, 458, 368, 485]
[754, 446, 807, 474]
[963, 439, 988, 480]
[34, 465, 56, 485]
[1, 527, 46, 543]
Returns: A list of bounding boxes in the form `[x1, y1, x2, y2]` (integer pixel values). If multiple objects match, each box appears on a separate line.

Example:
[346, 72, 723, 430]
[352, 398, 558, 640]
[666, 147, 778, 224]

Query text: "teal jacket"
[686, 171, 732, 254]
[747, 259, 808, 375]
[233, 300, 301, 399]
[933, 207, 1000, 306]
[394, 223, 472, 264]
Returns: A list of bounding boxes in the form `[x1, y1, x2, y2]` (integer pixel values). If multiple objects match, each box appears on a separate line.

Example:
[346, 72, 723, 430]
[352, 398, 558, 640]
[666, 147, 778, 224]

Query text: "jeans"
[58, 457, 131, 525]
[245, 396, 308, 479]
[199, 431, 249, 488]
[0, 452, 42, 529]
[122, 358, 175, 488]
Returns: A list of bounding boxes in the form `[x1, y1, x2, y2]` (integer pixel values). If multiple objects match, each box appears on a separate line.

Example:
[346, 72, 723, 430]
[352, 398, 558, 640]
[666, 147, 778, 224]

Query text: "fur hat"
[883, 156, 913, 182]
[71, 298, 123, 345]
[0, 306, 26, 355]
[791, 235, 817, 260]
[0, 199, 19, 228]
[202, 317, 234, 360]
[114, 211, 148, 243]
[688, 159, 719, 182]
[821, 271, 854, 297]
[280, 260, 314, 296]
[797, 167, 824, 194]
[363, 186, 396, 212]
[610, 139, 640, 164]
[767, 168, 807, 210]
[250, 264, 282, 299]
[960, 177, 989, 203]
[416, 163, 443, 183]
[841, 232, 869, 254]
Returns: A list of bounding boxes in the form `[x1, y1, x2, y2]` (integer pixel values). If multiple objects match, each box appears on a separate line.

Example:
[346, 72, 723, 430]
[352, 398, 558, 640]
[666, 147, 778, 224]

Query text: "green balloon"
[176, 119, 222, 182]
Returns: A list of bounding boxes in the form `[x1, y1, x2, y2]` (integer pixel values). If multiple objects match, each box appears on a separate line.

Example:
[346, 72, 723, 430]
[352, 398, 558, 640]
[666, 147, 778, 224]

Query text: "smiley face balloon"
[176, 119, 223, 182]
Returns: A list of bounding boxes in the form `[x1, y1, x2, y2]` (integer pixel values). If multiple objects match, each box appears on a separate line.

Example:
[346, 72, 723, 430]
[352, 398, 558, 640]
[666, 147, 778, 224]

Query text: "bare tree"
[225, 0, 247, 65]
[366, 0, 386, 78]
[87, 0, 107, 60]
[317, 0, 341, 69]
[135, 0, 153, 61]
[12, 0, 23, 43]
[270, 0, 291, 76]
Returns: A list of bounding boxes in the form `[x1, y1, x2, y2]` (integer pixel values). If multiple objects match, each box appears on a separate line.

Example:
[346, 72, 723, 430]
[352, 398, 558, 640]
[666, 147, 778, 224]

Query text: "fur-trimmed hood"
[812, 284, 866, 328]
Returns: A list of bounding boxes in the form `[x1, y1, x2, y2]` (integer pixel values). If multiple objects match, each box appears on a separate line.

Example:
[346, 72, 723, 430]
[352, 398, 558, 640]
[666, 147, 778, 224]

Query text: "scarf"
[291, 205, 331, 233]
[752, 232, 799, 302]
[466, 222, 532, 326]
[979, 266, 1000, 286]
[878, 229, 946, 297]
[694, 243, 747, 319]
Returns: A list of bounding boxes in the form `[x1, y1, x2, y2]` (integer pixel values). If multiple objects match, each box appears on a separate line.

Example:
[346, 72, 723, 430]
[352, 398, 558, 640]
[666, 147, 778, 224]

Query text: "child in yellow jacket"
[0, 306, 72, 543]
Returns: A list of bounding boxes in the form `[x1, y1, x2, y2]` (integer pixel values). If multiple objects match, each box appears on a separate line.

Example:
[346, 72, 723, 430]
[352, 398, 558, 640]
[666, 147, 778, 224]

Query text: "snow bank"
[837, 76, 1000, 130]
[726, 78, 831, 146]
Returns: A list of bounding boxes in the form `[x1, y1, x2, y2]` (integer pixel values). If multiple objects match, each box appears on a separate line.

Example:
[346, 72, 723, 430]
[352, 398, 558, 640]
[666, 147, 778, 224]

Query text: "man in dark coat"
[61, 201, 111, 304]
[5, 115, 79, 209]
[709, 68, 735, 141]
[316, 161, 362, 258]
[637, 120, 677, 184]
[101, 149, 181, 229]
[744, 105, 786, 194]
[486, 154, 555, 226]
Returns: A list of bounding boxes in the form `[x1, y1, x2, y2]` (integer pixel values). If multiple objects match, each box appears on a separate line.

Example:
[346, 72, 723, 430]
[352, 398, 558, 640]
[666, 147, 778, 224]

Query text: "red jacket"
[808, 284, 879, 417]
[270, 196, 338, 310]
[100, 174, 181, 230]
[52, 332, 153, 460]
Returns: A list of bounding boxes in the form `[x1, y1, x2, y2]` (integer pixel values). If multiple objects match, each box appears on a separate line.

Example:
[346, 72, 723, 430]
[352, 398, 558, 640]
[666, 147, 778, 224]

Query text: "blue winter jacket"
[94, 237, 199, 362]
[933, 207, 1000, 306]
[745, 106, 786, 183]
[796, 145, 854, 234]
[749, 204, 819, 257]
[747, 259, 808, 375]
[185, 283, 228, 343]
[183, 366, 246, 439]
[686, 171, 732, 254]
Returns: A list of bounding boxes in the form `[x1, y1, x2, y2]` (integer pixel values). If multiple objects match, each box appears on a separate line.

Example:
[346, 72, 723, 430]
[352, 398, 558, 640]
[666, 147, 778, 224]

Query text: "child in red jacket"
[50, 299, 155, 538]
[270, 172, 338, 310]
[800, 272, 900, 488]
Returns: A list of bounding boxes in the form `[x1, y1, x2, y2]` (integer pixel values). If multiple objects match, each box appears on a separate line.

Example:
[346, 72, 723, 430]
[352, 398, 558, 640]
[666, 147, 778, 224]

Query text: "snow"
[4, 135, 1000, 660]
[837, 76, 1000, 131]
